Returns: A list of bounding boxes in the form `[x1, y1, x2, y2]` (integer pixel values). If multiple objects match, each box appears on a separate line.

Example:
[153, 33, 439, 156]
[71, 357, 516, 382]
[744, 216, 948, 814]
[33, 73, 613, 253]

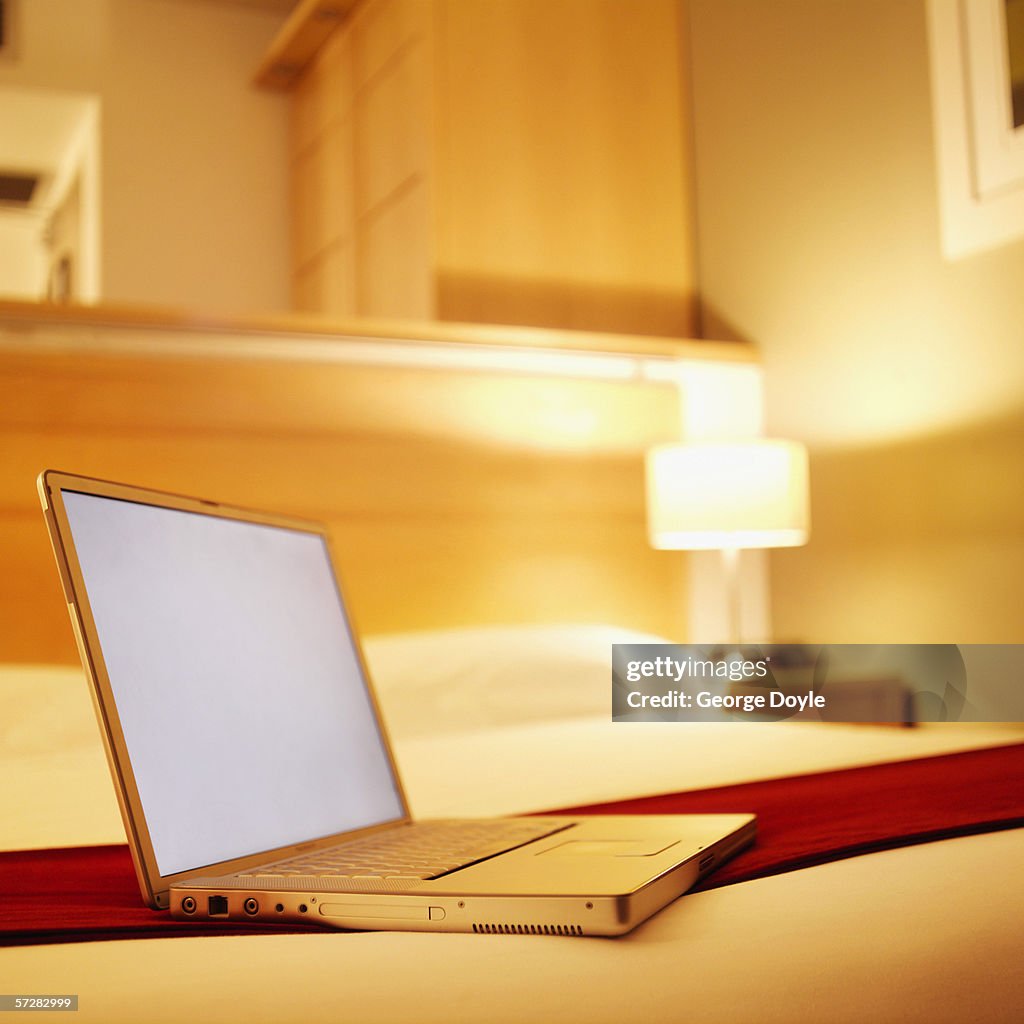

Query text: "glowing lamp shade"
[646, 440, 810, 551]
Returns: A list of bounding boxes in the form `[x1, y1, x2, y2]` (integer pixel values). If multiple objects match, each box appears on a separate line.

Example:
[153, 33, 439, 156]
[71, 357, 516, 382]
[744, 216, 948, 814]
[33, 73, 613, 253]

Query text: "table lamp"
[645, 439, 810, 644]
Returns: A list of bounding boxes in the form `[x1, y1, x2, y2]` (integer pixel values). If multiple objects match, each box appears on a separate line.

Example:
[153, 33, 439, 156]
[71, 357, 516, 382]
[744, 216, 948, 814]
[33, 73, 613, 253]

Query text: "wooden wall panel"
[356, 181, 434, 318]
[291, 124, 354, 270]
[350, 0, 434, 318]
[292, 241, 356, 313]
[353, 36, 431, 217]
[284, 0, 696, 334]
[290, 27, 354, 156]
[433, 0, 697, 336]
[291, 26, 358, 315]
[291, 0, 434, 319]
[0, 344, 686, 664]
[0, 350, 680, 448]
[350, 0, 431, 88]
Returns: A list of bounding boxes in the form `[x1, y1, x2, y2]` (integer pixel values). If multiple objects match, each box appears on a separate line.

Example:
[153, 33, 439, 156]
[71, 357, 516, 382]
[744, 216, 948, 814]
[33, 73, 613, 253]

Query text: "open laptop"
[38, 470, 756, 937]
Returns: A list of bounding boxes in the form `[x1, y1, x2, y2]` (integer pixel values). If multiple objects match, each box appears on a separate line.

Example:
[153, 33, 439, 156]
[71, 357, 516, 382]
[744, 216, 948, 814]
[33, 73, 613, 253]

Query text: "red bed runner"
[3, 742, 1022, 946]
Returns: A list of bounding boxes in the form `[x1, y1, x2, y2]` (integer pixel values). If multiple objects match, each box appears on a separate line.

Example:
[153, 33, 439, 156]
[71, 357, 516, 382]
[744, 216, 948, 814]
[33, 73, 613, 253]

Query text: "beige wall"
[0, 0, 291, 314]
[690, 0, 1024, 642]
[0, 215, 46, 298]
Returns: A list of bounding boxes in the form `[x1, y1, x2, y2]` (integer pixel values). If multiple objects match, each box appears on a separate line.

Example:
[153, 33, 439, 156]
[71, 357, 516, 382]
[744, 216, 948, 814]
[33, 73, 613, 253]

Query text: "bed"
[2, 637, 1023, 1023]
[2, 305, 1022, 1022]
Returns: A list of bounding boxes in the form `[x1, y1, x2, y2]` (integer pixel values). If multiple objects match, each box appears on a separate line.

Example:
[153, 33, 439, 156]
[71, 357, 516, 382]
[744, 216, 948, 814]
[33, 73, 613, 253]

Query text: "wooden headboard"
[0, 302, 758, 664]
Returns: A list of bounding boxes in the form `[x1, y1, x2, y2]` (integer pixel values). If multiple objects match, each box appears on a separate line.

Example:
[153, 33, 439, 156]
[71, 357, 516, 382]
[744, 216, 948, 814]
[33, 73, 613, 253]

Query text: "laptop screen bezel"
[38, 469, 413, 908]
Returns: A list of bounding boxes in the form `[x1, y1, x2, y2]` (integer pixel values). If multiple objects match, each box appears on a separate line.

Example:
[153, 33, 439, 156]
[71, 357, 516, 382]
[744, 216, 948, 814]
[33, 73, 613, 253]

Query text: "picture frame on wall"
[927, 0, 1024, 258]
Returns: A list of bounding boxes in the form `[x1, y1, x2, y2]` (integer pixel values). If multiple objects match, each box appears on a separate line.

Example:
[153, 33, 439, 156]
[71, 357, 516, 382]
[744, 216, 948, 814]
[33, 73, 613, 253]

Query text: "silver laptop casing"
[39, 470, 755, 937]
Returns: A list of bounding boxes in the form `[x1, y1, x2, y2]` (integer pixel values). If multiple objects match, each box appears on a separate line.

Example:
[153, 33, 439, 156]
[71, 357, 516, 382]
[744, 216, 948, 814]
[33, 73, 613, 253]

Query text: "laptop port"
[243, 898, 259, 916]
[207, 895, 229, 917]
[181, 896, 197, 915]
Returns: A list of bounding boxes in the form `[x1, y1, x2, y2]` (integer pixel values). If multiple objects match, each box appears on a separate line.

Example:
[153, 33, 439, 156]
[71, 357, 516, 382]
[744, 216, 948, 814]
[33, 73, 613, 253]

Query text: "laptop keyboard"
[237, 818, 569, 881]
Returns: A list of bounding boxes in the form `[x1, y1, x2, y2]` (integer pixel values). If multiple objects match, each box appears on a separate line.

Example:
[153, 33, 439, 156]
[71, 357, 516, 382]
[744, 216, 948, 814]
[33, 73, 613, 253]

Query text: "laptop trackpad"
[540, 838, 680, 857]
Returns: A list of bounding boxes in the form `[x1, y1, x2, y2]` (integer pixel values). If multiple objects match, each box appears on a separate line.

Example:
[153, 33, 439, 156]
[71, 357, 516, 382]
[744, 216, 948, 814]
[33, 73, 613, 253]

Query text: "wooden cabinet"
[272, 0, 697, 336]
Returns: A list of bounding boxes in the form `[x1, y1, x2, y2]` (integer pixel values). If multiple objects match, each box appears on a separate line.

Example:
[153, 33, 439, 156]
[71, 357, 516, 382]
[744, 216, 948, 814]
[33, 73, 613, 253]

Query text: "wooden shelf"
[0, 300, 757, 366]
[254, 0, 358, 90]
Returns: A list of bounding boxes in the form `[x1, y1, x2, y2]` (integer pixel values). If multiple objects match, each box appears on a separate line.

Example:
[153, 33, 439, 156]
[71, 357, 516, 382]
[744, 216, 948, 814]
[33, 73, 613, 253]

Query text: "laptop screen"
[61, 489, 406, 877]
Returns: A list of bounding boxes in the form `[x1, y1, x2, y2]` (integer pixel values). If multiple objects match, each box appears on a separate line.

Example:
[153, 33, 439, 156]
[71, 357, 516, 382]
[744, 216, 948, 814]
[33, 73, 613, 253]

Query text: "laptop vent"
[472, 922, 583, 937]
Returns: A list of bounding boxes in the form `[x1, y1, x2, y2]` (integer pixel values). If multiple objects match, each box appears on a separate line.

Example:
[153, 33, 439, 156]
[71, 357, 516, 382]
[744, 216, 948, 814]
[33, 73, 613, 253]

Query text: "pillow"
[363, 624, 670, 737]
[0, 664, 124, 850]
[0, 663, 96, 757]
[0, 623, 667, 756]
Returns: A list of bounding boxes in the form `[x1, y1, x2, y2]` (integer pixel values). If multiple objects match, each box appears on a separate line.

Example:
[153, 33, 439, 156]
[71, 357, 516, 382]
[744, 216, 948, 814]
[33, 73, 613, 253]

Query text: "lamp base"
[722, 546, 742, 647]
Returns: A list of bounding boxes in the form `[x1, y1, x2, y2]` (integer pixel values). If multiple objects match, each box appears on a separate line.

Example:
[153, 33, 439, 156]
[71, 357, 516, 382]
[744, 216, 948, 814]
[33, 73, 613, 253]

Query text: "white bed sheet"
[3, 830, 1021, 1024]
[395, 716, 1024, 819]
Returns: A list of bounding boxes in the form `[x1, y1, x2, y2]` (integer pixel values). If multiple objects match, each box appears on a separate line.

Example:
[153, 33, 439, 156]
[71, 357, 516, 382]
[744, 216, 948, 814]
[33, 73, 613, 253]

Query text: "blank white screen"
[62, 491, 405, 876]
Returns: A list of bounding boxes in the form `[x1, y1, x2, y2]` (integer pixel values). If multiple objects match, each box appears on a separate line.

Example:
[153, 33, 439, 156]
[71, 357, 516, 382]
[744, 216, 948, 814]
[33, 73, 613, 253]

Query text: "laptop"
[38, 470, 756, 937]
